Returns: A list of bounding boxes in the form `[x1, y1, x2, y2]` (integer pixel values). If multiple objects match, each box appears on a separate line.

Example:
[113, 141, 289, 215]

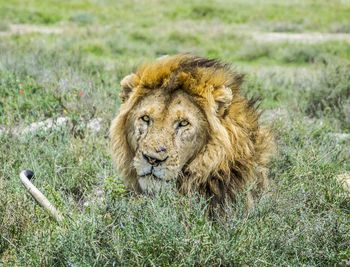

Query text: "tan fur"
[110, 54, 275, 208]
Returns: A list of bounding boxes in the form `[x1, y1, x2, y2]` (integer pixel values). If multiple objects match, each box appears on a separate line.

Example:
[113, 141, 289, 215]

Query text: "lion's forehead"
[135, 90, 205, 123]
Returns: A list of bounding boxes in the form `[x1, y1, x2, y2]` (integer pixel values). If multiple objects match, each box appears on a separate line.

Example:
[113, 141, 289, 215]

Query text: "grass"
[304, 61, 350, 130]
[0, 0, 350, 266]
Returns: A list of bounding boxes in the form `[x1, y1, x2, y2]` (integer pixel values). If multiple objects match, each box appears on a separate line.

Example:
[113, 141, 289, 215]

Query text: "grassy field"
[1, 0, 350, 266]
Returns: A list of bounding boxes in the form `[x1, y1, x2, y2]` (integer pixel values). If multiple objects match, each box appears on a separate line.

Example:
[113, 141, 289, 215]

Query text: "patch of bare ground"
[0, 24, 63, 36]
[0, 117, 103, 137]
[251, 32, 350, 43]
[151, 21, 350, 43]
[336, 172, 350, 192]
[327, 133, 350, 143]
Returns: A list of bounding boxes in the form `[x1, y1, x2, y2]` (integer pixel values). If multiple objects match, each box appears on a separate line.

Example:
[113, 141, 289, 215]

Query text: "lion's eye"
[178, 120, 189, 127]
[141, 115, 150, 123]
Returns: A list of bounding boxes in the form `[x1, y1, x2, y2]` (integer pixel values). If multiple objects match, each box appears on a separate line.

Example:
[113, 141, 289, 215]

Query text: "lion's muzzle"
[134, 145, 172, 180]
[135, 149, 175, 193]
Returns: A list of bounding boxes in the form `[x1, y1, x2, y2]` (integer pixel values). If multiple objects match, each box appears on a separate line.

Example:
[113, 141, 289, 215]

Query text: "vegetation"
[0, 0, 349, 265]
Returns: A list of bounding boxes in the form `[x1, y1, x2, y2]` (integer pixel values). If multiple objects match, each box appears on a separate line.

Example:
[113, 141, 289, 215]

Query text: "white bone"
[20, 170, 64, 223]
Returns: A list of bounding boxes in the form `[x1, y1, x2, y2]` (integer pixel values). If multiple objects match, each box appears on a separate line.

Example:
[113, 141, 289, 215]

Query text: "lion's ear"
[119, 73, 140, 103]
[212, 85, 233, 116]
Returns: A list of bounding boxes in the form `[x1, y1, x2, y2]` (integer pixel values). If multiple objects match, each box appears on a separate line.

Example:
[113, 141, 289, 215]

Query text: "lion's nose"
[155, 146, 167, 153]
[143, 153, 168, 166]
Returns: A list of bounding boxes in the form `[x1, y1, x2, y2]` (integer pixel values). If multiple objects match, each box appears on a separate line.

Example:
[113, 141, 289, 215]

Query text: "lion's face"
[126, 90, 208, 192]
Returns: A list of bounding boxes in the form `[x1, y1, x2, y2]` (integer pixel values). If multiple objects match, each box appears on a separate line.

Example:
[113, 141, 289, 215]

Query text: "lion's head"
[123, 88, 209, 192]
[110, 54, 274, 205]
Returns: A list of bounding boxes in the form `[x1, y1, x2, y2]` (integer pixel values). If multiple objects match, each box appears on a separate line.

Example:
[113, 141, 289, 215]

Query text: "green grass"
[1, 0, 350, 266]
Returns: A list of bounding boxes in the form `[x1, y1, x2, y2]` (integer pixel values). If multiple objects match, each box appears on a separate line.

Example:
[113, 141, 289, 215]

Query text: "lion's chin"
[138, 175, 173, 194]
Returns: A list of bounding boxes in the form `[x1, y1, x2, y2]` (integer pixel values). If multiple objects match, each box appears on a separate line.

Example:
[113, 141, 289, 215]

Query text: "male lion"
[110, 54, 274, 208]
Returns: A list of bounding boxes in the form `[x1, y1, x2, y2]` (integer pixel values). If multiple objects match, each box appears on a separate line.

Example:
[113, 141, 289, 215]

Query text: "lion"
[110, 54, 275, 209]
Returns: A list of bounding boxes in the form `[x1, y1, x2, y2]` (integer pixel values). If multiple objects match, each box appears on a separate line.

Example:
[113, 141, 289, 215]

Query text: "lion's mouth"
[138, 165, 171, 182]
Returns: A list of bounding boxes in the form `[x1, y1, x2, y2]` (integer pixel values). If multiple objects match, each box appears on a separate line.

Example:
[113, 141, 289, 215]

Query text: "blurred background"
[1, 0, 350, 125]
